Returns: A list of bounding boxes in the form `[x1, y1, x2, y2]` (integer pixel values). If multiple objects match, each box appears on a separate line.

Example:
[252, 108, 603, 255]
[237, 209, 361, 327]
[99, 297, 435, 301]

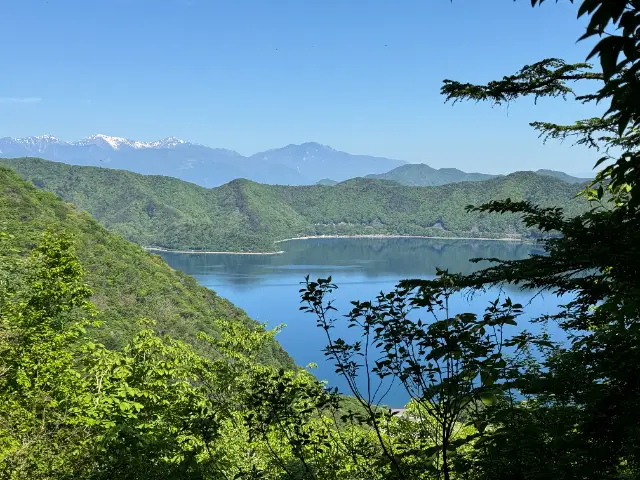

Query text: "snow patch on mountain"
[148, 137, 186, 149]
[75, 134, 131, 150]
[74, 134, 189, 150]
[0, 134, 192, 151]
[12, 135, 68, 146]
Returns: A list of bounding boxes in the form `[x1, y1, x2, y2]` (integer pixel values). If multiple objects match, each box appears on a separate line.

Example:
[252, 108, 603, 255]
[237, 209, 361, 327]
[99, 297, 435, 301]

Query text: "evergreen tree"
[301, 2, 640, 478]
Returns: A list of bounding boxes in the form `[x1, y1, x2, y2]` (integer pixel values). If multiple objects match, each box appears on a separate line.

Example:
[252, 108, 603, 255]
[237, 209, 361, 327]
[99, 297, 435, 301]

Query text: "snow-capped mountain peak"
[0, 134, 408, 187]
[2, 133, 196, 152]
[15, 135, 67, 145]
[0, 135, 70, 154]
[73, 134, 189, 150]
[77, 134, 136, 150]
[32, 134, 63, 142]
[149, 137, 186, 149]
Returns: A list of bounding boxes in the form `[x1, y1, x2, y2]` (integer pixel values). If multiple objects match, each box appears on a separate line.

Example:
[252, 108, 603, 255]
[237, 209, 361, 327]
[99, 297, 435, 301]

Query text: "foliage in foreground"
[292, 1, 640, 479]
[0, 168, 293, 368]
[0, 231, 470, 479]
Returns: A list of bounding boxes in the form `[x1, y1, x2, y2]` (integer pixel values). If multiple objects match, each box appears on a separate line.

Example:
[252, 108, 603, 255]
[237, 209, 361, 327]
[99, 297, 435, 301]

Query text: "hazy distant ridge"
[0, 134, 590, 188]
[365, 163, 497, 186]
[365, 164, 591, 187]
[535, 169, 592, 184]
[0, 135, 405, 187]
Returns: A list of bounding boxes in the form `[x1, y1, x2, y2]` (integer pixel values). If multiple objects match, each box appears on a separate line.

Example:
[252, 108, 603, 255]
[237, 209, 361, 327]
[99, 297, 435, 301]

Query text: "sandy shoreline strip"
[274, 234, 522, 243]
[143, 246, 285, 255]
[144, 234, 523, 255]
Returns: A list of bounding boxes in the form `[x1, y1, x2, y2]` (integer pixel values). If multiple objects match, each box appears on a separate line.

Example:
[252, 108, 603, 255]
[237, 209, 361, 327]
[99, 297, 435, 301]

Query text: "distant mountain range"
[364, 164, 591, 187]
[0, 135, 405, 187]
[316, 178, 339, 186]
[534, 169, 592, 184]
[0, 134, 591, 188]
[365, 164, 497, 186]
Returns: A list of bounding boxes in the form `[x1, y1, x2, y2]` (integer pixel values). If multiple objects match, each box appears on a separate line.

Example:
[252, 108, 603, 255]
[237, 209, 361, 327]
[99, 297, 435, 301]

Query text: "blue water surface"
[159, 237, 565, 407]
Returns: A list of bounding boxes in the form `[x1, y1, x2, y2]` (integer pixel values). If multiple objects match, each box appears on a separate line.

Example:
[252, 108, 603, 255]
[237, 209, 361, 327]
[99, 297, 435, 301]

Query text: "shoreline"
[144, 234, 525, 255]
[274, 234, 523, 244]
[143, 246, 285, 255]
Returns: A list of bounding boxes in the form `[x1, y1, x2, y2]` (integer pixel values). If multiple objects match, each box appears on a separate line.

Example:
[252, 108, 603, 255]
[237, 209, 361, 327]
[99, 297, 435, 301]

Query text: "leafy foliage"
[0, 232, 96, 478]
[300, 272, 529, 480]
[0, 167, 293, 368]
[292, 2, 640, 479]
[0, 231, 425, 479]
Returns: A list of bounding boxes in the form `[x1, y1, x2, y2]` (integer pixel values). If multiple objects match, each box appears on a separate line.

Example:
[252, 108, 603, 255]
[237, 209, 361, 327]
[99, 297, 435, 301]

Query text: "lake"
[158, 237, 564, 407]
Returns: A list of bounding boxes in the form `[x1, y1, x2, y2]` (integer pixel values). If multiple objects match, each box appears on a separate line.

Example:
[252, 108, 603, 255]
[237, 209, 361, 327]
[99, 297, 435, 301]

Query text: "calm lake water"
[158, 237, 564, 407]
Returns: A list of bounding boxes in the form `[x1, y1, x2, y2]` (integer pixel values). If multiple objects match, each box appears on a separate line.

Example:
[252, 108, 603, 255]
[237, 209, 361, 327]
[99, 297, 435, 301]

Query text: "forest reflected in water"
[159, 238, 558, 407]
[160, 237, 542, 286]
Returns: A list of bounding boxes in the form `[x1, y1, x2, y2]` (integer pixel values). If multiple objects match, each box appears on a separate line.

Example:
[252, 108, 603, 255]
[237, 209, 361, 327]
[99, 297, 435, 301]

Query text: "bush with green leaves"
[295, 2, 640, 479]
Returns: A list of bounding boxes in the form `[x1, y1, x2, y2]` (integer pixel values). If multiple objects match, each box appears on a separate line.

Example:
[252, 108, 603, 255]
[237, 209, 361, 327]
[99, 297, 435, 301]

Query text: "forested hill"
[535, 169, 593, 184]
[364, 163, 591, 187]
[2, 157, 588, 252]
[0, 166, 294, 369]
[365, 163, 497, 186]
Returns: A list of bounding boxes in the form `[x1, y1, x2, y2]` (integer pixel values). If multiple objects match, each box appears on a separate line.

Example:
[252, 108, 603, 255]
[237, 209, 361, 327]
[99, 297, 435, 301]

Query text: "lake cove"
[158, 237, 565, 407]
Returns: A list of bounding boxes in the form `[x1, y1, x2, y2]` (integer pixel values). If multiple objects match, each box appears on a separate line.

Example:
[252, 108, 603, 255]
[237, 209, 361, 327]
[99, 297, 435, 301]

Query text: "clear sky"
[1, 0, 602, 175]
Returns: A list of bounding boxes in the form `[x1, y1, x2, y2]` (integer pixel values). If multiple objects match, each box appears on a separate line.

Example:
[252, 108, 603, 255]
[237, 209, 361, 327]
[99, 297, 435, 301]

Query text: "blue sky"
[1, 0, 602, 175]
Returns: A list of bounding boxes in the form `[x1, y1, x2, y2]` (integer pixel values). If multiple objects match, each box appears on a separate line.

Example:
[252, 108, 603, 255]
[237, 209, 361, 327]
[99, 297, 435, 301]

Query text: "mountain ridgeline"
[0, 135, 590, 188]
[366, 163, 592, 187]
[365, 163, 498, 186]
[535, 169, 593, 184]
[2, 157, 589, 253]
[0, 165, 294, 368]
[316, 178, 339, 186]
[0, 135, 405, 187]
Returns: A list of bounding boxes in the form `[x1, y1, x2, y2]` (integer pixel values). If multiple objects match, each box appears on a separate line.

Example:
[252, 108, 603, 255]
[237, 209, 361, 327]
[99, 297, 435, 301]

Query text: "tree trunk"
[442, 429, 451, 480]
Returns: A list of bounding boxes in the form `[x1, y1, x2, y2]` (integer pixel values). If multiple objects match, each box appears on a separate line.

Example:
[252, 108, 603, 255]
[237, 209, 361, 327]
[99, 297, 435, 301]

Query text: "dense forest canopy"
[0, 167, 293, 367]
[2, 157, 587, 252]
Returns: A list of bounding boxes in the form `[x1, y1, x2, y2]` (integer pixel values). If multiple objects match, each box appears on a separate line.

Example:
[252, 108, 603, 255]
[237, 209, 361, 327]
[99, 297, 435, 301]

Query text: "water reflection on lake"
[158, 238, 562, 407]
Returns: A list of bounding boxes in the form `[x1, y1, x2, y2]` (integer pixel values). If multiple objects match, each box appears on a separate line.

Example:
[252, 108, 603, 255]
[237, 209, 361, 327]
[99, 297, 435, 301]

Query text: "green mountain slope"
[0, 165, 294, 368]
[3, 157, 588, 252]
[316, 178, 338, 186]
[365, 163, 497, 186]
[535, 169, 592, 184]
